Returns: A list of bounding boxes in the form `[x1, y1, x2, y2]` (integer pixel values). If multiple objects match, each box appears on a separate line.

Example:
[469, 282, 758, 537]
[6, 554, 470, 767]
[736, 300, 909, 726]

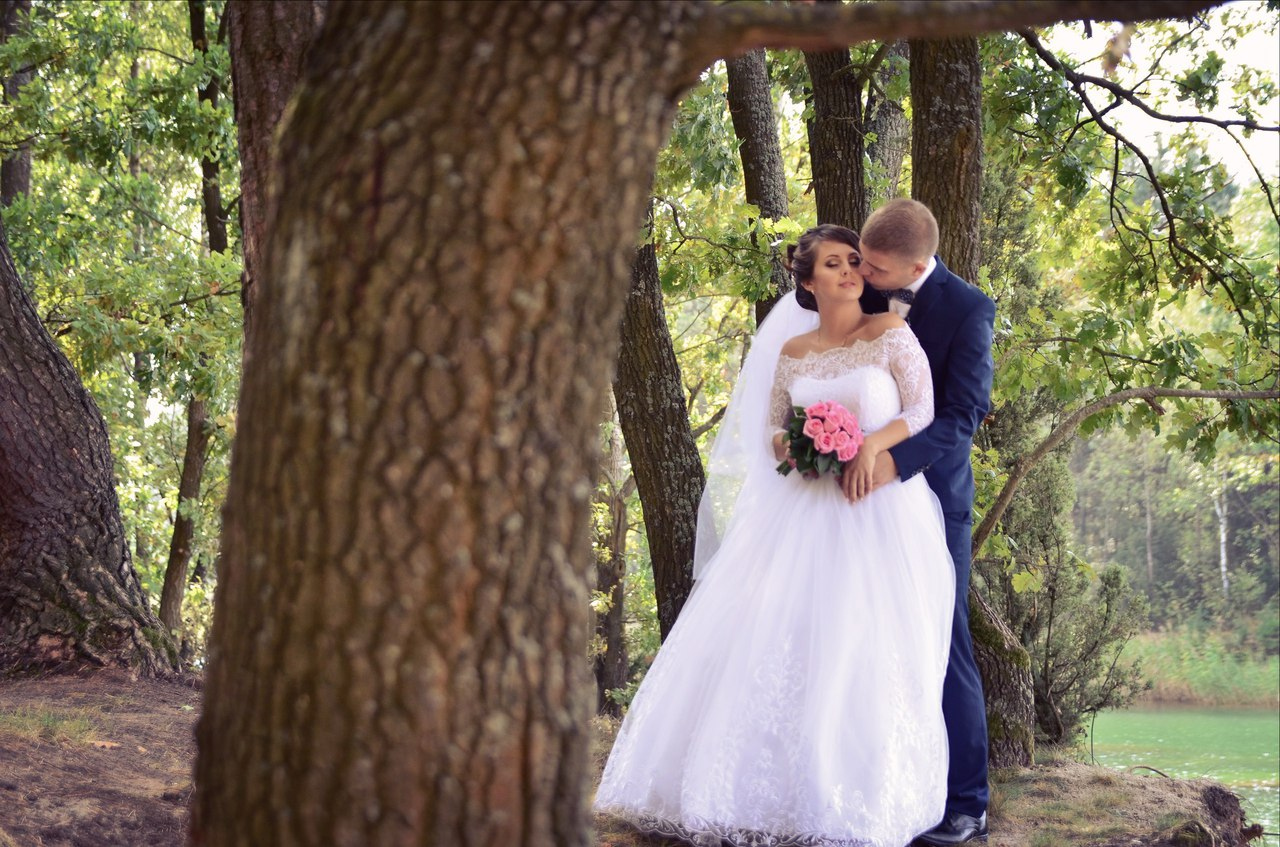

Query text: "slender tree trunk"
[803, 43, 869, 231]
[0, 227, 177, 675]
[913, 34, 1033, 768]
[157, 0, 224, 635]
[194, 4, 684, 843]
[614, 238, 705, 640]
[158, 395, 211, 631]
[226, 0, 320, 353]
[128, 21, 153, 573]
[909, 36, 983, 279]
[1213, 474, 1229, 599]
[0, 0, 31, 206]
[1144, 462, 1155, 586]
[865, 40, 909, 202]
[594, 408, 631, 718]
[725, 48, 792, 324]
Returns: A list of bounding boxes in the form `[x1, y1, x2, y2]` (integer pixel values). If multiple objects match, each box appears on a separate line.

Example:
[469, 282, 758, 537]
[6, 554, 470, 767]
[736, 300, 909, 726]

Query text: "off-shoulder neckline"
[779, 325, 912, 361]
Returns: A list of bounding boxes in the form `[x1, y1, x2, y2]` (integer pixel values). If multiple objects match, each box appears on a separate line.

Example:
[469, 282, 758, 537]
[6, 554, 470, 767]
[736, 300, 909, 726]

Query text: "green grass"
[1124, 629, 1280, 707]
[0, 705, 99, 744]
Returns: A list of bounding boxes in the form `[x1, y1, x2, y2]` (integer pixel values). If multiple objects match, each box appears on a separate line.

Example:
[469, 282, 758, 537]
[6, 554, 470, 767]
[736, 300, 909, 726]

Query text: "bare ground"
[0, 671, 197, 847]
[0, 673, 1263, 847]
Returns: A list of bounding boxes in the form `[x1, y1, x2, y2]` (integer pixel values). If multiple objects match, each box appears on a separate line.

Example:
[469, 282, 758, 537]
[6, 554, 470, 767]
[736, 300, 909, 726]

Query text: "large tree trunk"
[225, 0, 320, 352]
[593, 407, 631, 718]
[157, 0, 224, 636]
[912, 35, 1034, 768]
[725, 48, 792, 324]
[193, 2, 1209, 838]
[613, 239, 705, 641]
[193, 3, 683, 843]
[910, 37, 983, 280]
[804, 37, 869, 231]
[0, 0, 31, 206]
[0, 226, 177, 675]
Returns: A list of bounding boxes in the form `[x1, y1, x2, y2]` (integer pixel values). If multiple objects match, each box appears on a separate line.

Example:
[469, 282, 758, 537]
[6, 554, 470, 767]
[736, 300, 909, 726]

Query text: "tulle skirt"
[593, 472, 955, 847]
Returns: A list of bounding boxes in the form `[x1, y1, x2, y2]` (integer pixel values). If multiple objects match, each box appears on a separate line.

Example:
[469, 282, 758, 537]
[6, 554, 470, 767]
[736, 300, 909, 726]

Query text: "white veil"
[693, 290, 819, 580]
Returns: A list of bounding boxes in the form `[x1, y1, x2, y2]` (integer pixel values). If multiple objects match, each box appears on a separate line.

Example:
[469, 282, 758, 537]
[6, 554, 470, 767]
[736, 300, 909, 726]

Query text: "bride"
[593, 224, 956, 847]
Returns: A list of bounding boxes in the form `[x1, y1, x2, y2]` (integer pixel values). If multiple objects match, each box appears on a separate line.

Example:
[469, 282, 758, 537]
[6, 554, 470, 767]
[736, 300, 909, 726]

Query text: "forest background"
[0, 1, 1276, 840]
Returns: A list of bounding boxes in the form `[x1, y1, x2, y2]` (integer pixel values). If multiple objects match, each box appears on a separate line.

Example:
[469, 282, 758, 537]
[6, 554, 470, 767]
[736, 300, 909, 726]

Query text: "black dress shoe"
[913, 811, 988, 846]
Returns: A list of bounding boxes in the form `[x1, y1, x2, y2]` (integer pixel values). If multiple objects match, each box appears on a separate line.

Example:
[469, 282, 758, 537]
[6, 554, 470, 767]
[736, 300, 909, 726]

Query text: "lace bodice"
[769, 326, 934, 438]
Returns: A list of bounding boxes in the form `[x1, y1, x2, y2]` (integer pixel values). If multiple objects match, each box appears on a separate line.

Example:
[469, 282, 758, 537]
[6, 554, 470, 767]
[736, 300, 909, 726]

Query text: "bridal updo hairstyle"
[786, 224, 861, 312]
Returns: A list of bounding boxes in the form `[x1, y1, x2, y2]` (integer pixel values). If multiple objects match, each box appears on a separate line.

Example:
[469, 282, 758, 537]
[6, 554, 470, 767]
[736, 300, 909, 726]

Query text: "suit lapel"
[906, 257, 949, 326]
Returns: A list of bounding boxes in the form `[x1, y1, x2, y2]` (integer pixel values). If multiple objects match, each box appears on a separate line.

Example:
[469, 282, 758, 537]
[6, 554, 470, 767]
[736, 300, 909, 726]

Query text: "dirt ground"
[0, 673, 1263, 847]
[0, 671, 197, 847]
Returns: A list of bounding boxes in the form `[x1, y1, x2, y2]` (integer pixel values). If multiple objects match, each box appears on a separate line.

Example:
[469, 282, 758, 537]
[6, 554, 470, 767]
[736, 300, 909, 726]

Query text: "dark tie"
[884, 288, 915, 304]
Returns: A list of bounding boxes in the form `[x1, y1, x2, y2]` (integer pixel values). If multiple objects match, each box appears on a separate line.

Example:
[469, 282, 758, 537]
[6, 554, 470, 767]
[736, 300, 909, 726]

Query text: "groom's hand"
[870, 451, 898, 490]
[845, 449, 898, 502]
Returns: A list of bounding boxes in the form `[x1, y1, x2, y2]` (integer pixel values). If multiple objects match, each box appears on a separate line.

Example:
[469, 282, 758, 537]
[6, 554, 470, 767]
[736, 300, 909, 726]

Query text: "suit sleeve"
[887, 296, 995, 482]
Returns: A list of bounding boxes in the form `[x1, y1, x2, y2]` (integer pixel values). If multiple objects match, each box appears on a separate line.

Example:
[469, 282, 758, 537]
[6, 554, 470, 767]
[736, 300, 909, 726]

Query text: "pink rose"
[802, 417, 825, 439]
[837, 442, 859, 463]
[823, 417, 840, 433]
[804, 401, 830, 419]
[833, 430, 852, 451]
[814, 431, 836, 454]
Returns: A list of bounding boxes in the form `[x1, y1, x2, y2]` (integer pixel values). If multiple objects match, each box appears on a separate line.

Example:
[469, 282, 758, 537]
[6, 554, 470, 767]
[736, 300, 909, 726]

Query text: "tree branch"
[1026, 39, 1279, 133]
[680, 0, 1221, 80]
[1033, 23, 1280, 223]
[1021, 29, 1255, 325]
[973, 386, 1280, 556]
[691, 404, 727, 439]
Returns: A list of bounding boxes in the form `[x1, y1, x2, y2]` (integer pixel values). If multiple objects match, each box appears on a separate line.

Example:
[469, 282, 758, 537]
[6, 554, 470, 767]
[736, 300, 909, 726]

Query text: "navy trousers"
[941, 510, 989, 817]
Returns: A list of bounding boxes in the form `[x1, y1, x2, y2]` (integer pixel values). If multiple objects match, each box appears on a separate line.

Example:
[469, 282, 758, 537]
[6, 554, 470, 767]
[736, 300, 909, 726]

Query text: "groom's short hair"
[860, 199, 939, 262]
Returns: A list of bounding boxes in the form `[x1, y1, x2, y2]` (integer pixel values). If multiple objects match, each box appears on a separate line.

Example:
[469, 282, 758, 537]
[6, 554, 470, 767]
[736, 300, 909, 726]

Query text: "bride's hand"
[840, 444, 878, 503]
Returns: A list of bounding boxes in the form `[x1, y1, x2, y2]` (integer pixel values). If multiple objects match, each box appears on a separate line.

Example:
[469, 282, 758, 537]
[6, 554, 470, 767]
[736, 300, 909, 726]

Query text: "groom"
[857, 199, 995, 846]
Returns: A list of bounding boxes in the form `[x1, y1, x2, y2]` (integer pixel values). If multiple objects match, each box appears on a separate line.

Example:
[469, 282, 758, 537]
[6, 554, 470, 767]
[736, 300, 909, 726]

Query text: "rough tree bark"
[613, 239, 705, 641]
[0, 0, 31, 206]
[725, 48, 792, 324]
[0, 224, 177, 675]
[803, 42, 870, 231]
[910, 37, 984, 280]
[157, 0, 223, 635]
[912, 35, 1034, 768]
[193, 2, 1217, 841]
[593, 406, 631, 718]
[225, 0, 321, 352]
[194, 4, 685, 844]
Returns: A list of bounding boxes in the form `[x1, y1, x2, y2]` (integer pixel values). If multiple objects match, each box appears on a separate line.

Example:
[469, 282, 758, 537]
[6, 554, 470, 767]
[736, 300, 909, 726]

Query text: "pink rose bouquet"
[777, 400, 864, 478]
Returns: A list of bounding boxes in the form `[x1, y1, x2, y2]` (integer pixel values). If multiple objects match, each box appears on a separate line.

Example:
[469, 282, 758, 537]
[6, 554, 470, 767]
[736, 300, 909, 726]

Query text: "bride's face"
[804, 240, 863, 306]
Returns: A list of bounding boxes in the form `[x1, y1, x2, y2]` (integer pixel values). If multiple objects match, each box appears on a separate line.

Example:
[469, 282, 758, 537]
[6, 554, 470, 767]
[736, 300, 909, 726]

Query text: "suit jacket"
[860, 257, 995, 514]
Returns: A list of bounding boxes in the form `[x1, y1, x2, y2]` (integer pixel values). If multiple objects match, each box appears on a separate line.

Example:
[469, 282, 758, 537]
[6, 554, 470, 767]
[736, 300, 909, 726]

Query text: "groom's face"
[857, 245, 927, 291]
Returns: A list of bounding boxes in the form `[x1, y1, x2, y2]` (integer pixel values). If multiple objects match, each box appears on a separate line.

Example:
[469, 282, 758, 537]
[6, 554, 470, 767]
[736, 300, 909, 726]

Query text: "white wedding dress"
[594, 325, 956, 847]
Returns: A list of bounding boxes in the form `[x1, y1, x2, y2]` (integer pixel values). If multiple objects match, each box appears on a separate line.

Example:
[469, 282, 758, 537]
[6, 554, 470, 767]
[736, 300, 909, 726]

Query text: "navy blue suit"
[861, 256, 994, 818]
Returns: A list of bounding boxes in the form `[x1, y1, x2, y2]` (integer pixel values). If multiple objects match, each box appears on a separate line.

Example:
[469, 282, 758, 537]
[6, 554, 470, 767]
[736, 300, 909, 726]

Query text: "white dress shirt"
[886, 256, 936, 319]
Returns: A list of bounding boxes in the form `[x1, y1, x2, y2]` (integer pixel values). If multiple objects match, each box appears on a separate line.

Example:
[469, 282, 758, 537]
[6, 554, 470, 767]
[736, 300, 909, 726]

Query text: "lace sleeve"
[884, 328, 935, 436]
[768, 356, 796, 434]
